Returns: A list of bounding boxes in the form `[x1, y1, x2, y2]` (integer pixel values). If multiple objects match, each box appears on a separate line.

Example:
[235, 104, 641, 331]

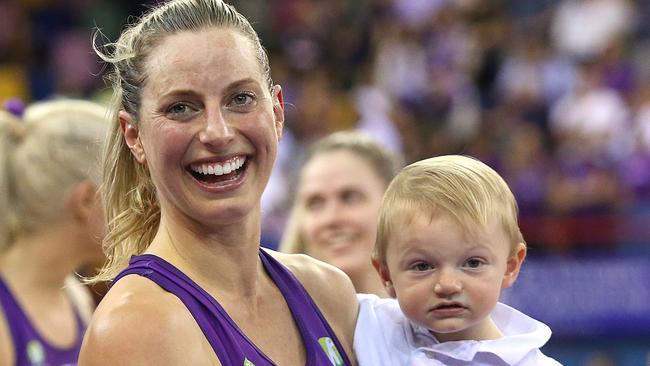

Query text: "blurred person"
[356, 155, 562, 365]
[280, 130, 402, 296]
[0, 99, 108, 366]
[551, 0, 635, 60]
[550, 59, 631, 160]
[496, 31, 577, 116]
[79, 1, 358, 365]
[501, 122, 552, 218]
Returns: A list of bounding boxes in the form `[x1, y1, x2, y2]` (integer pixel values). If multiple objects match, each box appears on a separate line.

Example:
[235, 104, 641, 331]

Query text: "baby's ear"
[372, 257, 396, 298]
[502, 243, 527, 289]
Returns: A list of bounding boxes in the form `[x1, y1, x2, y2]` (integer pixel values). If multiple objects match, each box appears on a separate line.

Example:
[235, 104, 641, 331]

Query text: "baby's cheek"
[396, 289, 425, 319]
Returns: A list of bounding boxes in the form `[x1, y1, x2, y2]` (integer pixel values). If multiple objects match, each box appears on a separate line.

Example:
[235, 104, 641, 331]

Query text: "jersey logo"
[26, 339, 45, 365]
[318, 337, 343, 366]
[243, 358, 255, 366]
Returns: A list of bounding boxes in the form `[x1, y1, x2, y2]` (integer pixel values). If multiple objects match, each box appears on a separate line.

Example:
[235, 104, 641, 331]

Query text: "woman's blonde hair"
[0, 100, 109, 252]
[374, 155, 525, 266]
[93, 0, 273, 282]
[279, 130, 402, 254]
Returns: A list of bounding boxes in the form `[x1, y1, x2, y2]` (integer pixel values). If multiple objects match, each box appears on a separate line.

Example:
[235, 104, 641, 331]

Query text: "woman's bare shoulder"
[270, 251, 356, 297]
[0, 302, 14, 366]
[79, 274, 217, 365]
[267, 250, 359, 364]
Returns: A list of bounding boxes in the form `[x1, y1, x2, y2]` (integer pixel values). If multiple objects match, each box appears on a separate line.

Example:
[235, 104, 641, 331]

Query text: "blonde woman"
[79, 1, 358, 365]
[280, 130, 402, 296]
[0, 100, 108, 365]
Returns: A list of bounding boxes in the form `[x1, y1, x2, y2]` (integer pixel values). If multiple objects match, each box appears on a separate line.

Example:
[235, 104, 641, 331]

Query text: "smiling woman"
[79, 1, 358, 365]
[280, 130, 402, 296]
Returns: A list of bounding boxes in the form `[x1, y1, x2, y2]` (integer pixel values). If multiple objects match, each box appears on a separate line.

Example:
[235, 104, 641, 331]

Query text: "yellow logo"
[26, 340, 45, 365]
[318, 337, 343, 366]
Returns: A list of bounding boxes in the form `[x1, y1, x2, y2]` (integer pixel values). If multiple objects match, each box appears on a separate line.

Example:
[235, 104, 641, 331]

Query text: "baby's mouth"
[432, 302, 466, 311]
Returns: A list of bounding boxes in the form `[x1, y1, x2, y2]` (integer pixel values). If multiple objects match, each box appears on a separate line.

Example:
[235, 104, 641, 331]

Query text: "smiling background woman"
[280, 131, 402, 296]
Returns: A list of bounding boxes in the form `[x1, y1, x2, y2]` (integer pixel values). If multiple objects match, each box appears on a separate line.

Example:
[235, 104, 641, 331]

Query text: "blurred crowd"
[1, 0, 649, 255]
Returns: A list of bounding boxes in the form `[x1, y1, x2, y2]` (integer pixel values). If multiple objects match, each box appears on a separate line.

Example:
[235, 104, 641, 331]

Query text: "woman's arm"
[0, 306, 14, 366]
[78, 276, 218, 366]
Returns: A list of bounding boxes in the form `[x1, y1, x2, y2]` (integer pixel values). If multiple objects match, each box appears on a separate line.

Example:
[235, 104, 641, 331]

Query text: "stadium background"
[1, 0, 649, 364]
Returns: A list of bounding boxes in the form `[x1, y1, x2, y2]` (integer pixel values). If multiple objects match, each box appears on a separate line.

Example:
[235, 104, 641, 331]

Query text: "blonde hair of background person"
[79, 0, 358, 365]
[353, 155, 561, 365]
[0, 100, 108, 366]
[280, 130, 402, 296]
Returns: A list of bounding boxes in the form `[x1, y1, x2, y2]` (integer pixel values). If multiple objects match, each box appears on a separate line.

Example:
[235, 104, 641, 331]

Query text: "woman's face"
[124, 27, 284, 229]
[297, 150, 386, 277]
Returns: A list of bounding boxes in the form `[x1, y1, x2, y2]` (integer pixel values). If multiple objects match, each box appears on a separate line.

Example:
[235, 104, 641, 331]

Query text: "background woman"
[280, 130, 402, 296]
[0, 99, 108, 365]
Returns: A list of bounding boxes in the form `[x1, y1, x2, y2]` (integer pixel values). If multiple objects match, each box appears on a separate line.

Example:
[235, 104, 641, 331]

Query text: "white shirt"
[354, 294, 563, 366]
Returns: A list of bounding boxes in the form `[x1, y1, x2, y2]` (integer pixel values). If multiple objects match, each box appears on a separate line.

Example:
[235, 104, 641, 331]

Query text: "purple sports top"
[0, 275, 85, 366]
[112, 249, 352, 366]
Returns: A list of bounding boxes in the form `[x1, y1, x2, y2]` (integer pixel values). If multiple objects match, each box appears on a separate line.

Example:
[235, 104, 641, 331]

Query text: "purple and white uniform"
[113, 249, 352, 366]
[0, 276, 85, 366]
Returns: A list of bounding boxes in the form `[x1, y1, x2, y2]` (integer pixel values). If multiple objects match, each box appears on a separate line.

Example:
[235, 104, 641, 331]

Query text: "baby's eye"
[465, 258, 485, 269]
[411, 262, 433, 272]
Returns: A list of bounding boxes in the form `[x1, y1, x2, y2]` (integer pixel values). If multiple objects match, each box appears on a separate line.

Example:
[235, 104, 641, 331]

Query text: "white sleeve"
[517, 350, 564, 366]
[354, 294, 411, 366]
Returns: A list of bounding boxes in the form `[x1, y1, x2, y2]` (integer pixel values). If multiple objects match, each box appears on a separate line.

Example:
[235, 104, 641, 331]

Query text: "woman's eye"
[230, 92, 256, 108]
[166, 103, 197, 119]
[341, 190, 363, 205]
[304, 196, 324, 211]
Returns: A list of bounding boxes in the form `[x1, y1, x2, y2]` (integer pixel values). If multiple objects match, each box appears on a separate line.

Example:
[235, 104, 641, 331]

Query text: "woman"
[79, 1, 358, 365]
[0, 99, 108, 365]
[280, 131, 402, 296]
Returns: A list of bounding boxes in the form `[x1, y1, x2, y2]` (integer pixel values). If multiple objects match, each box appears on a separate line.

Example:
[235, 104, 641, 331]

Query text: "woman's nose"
[199, 109, 234, 146]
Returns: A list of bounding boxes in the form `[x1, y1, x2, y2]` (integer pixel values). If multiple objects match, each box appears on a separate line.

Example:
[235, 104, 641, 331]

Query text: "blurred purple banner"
[501, 256, 650, 337]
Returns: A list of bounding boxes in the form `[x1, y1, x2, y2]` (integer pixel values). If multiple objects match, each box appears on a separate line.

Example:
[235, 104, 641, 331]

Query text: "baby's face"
[382, 212, 522, 342]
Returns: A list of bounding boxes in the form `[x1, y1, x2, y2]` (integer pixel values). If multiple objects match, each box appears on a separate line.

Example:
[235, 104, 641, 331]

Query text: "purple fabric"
[0, 276, 85, 366]
[113, 249, 352, 366]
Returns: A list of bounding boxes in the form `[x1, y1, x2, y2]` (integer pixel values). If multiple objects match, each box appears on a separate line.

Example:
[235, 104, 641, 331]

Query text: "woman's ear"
[68, 180, 99, 223]
[271, 85, 284, 140]
[502, 243, 527, 289]
[119, 111, 146, 164]
[372, 257, 396, 298]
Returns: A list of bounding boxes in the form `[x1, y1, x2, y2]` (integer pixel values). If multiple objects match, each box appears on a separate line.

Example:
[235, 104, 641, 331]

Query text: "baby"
[354, 155, 562, 365]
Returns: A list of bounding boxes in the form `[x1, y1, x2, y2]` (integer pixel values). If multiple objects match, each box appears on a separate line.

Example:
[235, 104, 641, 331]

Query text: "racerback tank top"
[112, 249, 352, 366]
[0, 276, 85, 366]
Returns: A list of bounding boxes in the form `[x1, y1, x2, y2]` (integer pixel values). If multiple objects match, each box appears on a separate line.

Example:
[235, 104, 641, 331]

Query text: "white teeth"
[190, 156, 246, 176]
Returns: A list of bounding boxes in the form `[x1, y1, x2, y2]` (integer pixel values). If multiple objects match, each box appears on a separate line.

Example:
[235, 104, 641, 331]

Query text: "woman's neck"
[0, 223, 82, 293]
[147, 211, 267, 299]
